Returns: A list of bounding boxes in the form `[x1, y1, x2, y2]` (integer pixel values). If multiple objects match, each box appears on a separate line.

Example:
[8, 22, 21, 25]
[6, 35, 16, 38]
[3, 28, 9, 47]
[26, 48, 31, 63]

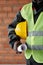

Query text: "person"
[8, 0, 43, 65]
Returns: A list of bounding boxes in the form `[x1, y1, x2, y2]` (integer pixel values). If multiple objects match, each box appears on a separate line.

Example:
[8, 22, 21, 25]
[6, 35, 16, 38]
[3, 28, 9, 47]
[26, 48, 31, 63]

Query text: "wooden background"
[0, 0, 31, 64]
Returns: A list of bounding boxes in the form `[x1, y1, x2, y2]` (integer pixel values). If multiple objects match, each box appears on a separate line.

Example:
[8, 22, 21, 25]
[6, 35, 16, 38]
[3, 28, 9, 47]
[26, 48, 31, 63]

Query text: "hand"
[13, 41, 22, 54]
[13, 39, 26, 54]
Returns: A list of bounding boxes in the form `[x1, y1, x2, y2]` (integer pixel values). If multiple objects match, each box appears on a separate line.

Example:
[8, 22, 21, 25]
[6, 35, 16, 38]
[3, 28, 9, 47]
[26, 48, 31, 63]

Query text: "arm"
[8, 11, 25, 49]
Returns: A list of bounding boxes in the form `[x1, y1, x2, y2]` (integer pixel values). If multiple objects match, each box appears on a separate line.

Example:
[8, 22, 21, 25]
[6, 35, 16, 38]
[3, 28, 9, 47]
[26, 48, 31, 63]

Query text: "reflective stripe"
[28, 31, 43, 36]
[31, 45, 43, 50]
[26, 43, 43, 50]
[27, 31, 43, 50]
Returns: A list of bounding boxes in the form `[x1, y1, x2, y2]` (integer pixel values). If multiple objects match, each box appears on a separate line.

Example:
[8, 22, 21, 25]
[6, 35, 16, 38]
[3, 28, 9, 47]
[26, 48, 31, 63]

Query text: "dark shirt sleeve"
[8, 11, 25, 48]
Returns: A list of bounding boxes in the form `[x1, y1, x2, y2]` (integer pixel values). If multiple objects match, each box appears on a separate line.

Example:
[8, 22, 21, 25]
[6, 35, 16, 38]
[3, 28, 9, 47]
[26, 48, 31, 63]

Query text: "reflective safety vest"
[21, 3, 43, 63]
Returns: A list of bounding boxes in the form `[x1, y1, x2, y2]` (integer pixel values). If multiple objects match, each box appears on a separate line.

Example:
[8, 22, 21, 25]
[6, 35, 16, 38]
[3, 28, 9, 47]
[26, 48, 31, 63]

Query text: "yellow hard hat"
[14, 21, 27, 39]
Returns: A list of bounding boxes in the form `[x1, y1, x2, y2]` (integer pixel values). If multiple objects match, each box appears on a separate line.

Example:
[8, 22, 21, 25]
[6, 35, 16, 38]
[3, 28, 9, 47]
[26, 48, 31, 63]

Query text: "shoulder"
[21, 3, 32, 12]
[20, 2, 32, 19]
[22, 3, 32, 9]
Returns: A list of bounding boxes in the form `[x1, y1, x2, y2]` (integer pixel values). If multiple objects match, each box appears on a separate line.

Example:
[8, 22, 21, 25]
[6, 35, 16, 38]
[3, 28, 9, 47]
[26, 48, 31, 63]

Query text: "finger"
[20, 39, 26, 44]
[16, 51, 22, 54]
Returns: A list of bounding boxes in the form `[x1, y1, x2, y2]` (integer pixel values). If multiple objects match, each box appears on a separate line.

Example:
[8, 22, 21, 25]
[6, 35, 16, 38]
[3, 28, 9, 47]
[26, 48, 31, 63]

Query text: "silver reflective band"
[28, 31, 43, 36]
[31, 45, 43, 50]
[27, 44, 43, 50]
